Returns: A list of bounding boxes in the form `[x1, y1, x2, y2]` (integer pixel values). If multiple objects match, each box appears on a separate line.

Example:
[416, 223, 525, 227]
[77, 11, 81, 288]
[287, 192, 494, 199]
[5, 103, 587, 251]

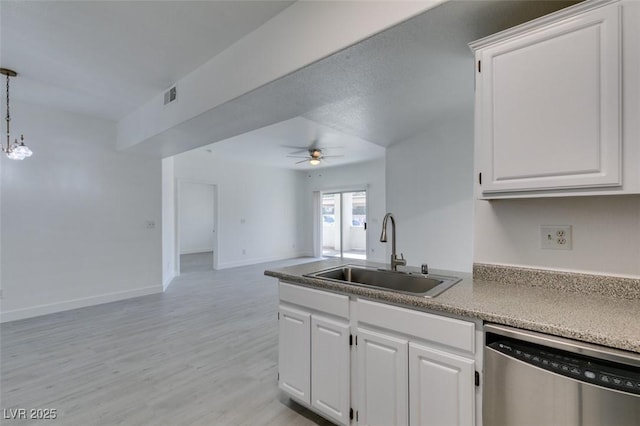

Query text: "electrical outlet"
[540, 225, 572, 250]
[145, 220, 156, 229]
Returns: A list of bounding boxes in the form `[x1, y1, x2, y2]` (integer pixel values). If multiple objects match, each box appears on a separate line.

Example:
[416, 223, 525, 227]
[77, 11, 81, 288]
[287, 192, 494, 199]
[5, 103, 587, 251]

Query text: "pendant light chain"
[1, 68, 31, 160]
[5, 72, 10, 152]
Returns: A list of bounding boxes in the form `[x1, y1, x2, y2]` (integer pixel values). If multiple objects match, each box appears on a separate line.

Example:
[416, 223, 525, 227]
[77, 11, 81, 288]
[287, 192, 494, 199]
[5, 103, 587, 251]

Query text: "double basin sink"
[304, 264, 460, 298]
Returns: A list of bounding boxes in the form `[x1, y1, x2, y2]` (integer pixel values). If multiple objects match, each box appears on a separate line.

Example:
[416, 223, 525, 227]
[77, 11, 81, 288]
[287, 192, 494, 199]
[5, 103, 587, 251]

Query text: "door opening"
[321, 191, 367, 259]
[177, 181, 217, 273]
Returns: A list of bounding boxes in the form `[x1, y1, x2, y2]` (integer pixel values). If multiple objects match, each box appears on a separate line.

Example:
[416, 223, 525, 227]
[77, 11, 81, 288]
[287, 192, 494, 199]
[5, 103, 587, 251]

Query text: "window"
[321, 191, 367, 259]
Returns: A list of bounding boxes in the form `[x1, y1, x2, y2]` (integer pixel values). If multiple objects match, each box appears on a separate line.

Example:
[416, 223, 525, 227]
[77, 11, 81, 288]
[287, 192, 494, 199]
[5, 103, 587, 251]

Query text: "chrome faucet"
[380, 213, 406, 271]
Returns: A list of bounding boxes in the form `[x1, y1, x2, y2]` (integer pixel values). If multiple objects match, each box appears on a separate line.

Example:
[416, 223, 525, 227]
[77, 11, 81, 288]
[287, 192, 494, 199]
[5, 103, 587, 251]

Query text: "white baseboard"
[163, 273, 176, 292]
[0, 285, 162, 323]
[217, 252, 305, 270]
[180, 249, 213, 255]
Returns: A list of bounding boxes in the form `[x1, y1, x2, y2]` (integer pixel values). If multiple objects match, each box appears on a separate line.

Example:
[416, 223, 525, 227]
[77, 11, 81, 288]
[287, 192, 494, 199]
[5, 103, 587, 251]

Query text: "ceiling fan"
[287, 147, 343, 166]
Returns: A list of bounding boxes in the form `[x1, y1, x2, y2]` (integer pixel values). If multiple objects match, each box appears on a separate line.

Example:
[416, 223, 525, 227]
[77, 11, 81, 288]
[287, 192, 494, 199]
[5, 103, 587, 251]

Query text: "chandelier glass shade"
[1, 68, 31, 160]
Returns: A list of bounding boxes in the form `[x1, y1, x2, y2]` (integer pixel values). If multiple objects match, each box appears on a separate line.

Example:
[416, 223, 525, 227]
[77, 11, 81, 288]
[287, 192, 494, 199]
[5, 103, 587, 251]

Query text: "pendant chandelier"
[1, 68, 31, 160]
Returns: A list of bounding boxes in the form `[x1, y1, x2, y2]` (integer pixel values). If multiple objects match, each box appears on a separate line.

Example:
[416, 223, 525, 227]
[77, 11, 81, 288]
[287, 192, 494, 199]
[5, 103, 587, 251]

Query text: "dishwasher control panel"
[488, 337, 640, 396]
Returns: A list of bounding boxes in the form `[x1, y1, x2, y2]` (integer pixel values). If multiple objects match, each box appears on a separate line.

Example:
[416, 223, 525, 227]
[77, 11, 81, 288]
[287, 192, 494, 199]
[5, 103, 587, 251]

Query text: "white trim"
[162, 274, 175, 292]
[217, 253, 307, 270]
[312, 191, 322, 258]
[180, 249, 214, 255]
[0, 285, 162, 323]
[469, 0, 619, 50]
[313, 184, 369, 194]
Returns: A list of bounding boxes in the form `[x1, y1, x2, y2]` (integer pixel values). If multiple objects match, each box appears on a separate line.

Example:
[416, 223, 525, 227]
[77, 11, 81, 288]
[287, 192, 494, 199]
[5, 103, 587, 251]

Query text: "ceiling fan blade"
[288, 149, 310, 155]
[314, 146, 344, 151]
[287, 155, 310, 159]
[295, 159, 310, 164]
[280, 145, 309, 150]
[321, 155, 344, 158]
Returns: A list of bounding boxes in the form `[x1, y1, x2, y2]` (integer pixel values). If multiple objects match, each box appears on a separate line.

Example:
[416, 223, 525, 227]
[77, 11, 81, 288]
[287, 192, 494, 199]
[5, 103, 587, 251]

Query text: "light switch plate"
[540, 225, 572, 250]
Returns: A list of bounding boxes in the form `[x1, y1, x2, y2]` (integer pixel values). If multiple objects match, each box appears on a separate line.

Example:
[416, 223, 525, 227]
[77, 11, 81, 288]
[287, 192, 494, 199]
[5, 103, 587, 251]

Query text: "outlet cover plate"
[540, 225, 572, 250]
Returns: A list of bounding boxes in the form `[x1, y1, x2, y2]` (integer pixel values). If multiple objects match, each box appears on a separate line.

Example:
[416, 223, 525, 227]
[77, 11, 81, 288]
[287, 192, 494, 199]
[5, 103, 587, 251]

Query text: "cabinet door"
[278, 305, 311, 405]
[310, 315, 351, 426]
[477, 4, 621, 194]
[409, 342, 475, 426]
[357, 328, 408, 426]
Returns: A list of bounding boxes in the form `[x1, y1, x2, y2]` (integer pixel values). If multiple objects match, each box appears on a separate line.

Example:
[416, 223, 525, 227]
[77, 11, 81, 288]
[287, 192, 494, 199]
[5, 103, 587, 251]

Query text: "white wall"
[1, 101, 162, 322]
[386, 110, 474, 272]
[162, 157, 176, 289]
[474, 196, 640, 277]
[300, 158, 387, 263]
[179, 182, 214, 255]
[172, 149, 303, 269]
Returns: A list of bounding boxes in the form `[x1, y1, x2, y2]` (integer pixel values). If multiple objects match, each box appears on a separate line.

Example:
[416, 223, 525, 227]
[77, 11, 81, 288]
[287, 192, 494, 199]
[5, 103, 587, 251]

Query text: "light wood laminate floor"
[180, 252, 214, 274]
[1, 258, 334, 426]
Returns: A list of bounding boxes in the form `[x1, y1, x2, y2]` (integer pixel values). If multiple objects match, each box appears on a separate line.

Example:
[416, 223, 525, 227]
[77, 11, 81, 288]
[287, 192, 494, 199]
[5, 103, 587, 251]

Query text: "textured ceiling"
[1, 0, 578, 167]
[143, 0, 578, 163]
[0, 0, 294, 120]
[198, 117, 385, 170]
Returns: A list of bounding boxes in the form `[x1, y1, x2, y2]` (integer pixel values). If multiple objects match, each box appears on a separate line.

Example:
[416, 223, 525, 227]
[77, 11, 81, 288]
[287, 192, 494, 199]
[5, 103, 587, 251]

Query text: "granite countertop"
[265, 259, 640, 354]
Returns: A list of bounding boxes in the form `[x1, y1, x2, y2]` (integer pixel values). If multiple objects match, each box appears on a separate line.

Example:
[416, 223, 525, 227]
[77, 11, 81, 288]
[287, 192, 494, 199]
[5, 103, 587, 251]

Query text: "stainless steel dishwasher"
[484, 324, 640, 426]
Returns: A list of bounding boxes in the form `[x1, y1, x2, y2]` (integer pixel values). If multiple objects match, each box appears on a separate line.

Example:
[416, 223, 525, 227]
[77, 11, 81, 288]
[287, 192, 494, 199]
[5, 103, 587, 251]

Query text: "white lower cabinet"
[278, 283, 479, 426]
[278, 282, 351, 425]
[355, 299, 477, 426]
[357, 328, 408, 426]
[278, 305, 311, 404]
[409, 342, 475, 426]
[311, 316, 351, 425]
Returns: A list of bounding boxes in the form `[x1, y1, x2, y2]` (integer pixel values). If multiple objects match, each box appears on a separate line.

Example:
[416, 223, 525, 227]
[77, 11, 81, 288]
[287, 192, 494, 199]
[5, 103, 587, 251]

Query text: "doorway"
[177, 181, 218, 273]
[321, 191, 367, 259]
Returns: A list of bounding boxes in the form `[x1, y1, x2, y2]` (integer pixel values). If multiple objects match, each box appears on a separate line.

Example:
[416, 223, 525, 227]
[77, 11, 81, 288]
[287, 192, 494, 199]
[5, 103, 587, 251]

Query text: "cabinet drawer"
[279, 282, 349, 319]
[357, 299, 475, 354]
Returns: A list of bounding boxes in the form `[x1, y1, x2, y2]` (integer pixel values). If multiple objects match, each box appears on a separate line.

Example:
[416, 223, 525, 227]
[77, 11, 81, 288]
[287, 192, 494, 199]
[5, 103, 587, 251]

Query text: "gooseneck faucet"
[380, 213, 406, 271]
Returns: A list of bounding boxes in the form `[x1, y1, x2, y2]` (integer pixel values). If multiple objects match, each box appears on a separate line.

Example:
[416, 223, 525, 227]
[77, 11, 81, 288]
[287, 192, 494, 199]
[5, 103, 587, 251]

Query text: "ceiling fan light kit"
[1, 68, 32, 160]
[287, 147, 344, 166]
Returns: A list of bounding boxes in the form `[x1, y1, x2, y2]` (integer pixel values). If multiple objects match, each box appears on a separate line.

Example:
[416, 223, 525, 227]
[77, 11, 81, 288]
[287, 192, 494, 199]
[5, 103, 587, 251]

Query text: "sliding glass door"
[321, 191, 367, 259]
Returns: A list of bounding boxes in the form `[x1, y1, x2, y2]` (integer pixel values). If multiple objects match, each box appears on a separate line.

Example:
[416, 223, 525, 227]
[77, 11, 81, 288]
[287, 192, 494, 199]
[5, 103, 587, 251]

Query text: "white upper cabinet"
[471, 0, 640, 198]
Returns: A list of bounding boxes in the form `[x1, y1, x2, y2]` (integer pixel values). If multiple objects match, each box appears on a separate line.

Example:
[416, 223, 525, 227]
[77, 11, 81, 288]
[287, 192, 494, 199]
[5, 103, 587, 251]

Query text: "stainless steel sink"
[305, 265, 460, 298]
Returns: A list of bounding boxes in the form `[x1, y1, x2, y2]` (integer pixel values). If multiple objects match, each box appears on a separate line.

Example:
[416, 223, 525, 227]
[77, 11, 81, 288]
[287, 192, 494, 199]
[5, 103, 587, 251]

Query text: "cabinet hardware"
[478, 172, 482, 185]
[350, 408, 353, 420]
[478, 60, 481, 73]
[350, 334, 353, 346]
[356, 411, 359, 421]
[475, 371, 480, 387]
[277, 312, 279, 320]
